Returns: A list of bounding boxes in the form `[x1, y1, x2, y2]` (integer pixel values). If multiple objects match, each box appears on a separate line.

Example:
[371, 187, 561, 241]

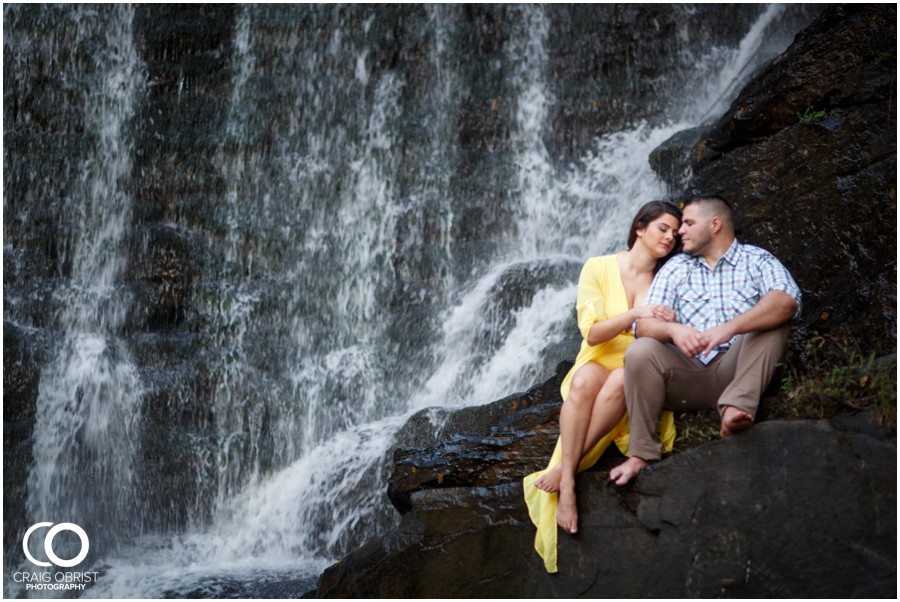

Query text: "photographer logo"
[16, 522, 98, 592]
[23, 522, 89, 568]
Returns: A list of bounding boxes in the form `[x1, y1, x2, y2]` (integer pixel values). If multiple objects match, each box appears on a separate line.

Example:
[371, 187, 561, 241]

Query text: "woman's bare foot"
[557, 484, 578, 534]
[534, 464, 562, 493]
[720, 405, 754, 436]
[609, 456, 649, 486]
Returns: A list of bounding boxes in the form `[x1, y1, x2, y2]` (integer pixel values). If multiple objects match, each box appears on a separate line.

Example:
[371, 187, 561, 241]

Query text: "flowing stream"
[4, 4, 814, 598]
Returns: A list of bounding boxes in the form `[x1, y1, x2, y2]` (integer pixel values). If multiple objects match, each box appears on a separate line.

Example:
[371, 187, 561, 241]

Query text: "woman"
[522, 200, 682, 573]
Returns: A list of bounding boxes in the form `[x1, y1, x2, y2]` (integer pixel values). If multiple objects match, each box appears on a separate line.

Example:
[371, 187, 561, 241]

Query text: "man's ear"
[709, 216, 722, 234]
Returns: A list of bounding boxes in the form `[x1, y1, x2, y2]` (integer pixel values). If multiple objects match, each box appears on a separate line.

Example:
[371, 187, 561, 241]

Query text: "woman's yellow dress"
[522, 254, 676, 573]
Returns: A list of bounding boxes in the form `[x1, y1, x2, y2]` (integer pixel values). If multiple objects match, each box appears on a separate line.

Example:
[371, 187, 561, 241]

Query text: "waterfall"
[696, 3, 794, 121]
[3, 4, 820, 598]
[23, 4, 145, 561]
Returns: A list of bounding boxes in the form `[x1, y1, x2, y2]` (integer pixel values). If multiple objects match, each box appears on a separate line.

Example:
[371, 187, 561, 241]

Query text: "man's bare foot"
[557, 484, 578, 534]
[609, 456, 649, 486]
[534, 465, 562, 493]
[720, 405, 754, 437]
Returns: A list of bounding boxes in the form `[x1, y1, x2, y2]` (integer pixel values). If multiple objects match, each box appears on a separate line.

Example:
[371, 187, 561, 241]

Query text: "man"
[609, 195, 801, 485]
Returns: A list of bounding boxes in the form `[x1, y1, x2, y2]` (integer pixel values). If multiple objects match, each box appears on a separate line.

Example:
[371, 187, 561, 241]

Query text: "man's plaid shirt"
[644, 239, 802, 360]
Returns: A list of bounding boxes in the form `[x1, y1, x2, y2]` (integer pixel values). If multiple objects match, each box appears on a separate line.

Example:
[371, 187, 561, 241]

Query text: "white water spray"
[26, 5, 145, 557]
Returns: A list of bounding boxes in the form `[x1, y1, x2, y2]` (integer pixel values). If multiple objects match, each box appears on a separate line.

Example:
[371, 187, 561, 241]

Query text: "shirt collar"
[689, 238, 741, 270]
[720, 239, 742, 266]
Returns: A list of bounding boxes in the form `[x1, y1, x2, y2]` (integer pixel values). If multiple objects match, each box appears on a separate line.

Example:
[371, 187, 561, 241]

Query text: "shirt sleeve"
[575, 258, 607, 341]
[633, 257, 685, 335]
[756, 252, 803, 318]
[645, 257, 683, 309]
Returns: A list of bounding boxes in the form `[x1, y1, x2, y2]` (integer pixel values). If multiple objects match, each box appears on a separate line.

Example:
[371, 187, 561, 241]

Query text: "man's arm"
[635, 318, 708, 358]
[699, 290, 799, 355]
[637, 290, 799, 359]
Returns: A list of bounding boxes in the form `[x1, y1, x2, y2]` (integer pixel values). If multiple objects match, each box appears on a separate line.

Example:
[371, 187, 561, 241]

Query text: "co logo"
[22, 522, 89, 568]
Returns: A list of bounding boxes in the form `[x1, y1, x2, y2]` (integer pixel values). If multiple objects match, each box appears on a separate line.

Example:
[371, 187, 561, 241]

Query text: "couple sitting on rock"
[523, 195, 801, 573]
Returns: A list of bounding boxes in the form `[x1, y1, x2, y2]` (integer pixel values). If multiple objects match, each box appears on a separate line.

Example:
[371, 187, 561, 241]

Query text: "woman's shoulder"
[580, 254, 619, 277]
[583, 253, 622, 267]
[579, 254, 625, 288]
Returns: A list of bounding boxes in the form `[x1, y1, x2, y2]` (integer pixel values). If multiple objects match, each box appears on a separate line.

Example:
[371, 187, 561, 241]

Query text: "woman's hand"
[634, 304, 675, 322]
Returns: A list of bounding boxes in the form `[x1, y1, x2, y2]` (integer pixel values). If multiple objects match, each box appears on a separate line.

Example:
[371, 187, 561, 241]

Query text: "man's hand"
[669, 323, 707, 358]
[700, 322, 737, 357]
[696, 290, 798, 357]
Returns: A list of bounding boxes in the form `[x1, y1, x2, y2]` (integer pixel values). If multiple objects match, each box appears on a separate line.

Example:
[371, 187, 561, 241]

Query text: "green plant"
[781, 334, 897, 426]
[797, 101, 827, 123]
[671, 410, 720, 452]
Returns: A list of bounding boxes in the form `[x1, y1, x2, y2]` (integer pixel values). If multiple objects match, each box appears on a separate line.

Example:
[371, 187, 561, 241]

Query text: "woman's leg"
[578, 368, 627, 469]
[536, 368, 627, 491]
[550, 362, 610, 534]
[544, 369, 630, 534]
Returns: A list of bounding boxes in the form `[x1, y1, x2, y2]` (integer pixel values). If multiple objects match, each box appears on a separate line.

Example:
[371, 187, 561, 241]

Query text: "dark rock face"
[316, 418, 896, 598]
[665, 4, 897, 356]
[388, 361, 569, 514]
[631, 419, 896, 598]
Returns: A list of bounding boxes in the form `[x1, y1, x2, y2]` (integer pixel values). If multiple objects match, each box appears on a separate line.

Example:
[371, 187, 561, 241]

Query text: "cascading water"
[3, 4, 820, 598]
[19, 3, 146, 564]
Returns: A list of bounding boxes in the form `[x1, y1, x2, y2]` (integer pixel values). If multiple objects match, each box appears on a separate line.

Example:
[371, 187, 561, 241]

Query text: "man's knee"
[748, 323, 789, 344]
[624, 337, 666, 370]
[740, 324, 790, 361]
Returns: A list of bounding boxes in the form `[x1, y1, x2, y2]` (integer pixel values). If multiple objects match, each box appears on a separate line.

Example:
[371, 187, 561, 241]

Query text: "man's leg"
[621, 338, 717, 460]
[612, 338, 725, 485]
[621, 338, 671, 462]
[713, 325, 790, 434]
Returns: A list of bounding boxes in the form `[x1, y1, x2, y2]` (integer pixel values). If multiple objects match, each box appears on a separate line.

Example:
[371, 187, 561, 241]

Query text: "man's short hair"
[685, 195, 734, 231]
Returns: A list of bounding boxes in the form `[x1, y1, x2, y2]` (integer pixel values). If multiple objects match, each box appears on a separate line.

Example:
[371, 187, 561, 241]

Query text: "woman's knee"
[596, 369, 626, 406]
[604, 368, 625, 391]
[568, 366, 605, 403]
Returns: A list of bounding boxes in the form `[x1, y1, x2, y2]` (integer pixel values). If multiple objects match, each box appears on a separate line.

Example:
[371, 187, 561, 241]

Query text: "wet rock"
[544, 5, 821, 161]
[316, 417, 896, 598]
[388, 361, 569, 513]
[127, 224, 205, 332]
[648, 125, 708, 194]
[702, 5, 895, 155]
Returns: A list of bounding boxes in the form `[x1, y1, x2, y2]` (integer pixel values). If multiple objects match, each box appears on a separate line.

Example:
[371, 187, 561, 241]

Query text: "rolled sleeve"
[575, 260, 607, 341]
[758, 254, 803, 318]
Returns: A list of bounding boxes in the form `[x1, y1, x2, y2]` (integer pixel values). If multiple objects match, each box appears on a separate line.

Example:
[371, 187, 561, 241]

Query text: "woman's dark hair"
[626, 200, 683, 264]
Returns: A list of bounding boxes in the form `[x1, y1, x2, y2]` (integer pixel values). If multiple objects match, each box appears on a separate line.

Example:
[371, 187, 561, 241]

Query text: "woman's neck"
[621, 246, 658, 275]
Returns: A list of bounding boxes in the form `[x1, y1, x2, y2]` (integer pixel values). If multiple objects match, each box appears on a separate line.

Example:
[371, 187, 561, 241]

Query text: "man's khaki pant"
[623, 325, 790, 460]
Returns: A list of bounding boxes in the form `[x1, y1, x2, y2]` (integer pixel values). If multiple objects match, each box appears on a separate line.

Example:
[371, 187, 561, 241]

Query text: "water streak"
[26, 6, 145, 564]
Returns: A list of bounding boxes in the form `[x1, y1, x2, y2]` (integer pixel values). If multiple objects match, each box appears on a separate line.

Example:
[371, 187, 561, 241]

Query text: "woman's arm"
[587, 303, 674, 346]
